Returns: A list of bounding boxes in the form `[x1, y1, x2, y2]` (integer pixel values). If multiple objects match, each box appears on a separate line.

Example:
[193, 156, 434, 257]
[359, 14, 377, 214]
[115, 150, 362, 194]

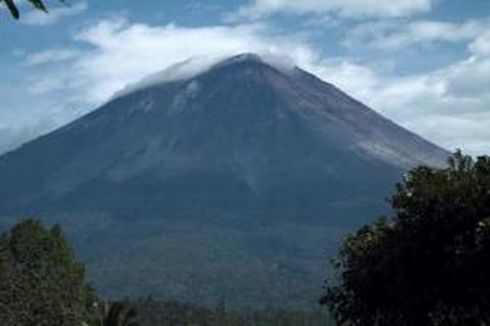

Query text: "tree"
[1, 0, 64, 20]
[100, 301, 140, 326]
[321, 151, 490, 326]
[0, 219, 98, 325]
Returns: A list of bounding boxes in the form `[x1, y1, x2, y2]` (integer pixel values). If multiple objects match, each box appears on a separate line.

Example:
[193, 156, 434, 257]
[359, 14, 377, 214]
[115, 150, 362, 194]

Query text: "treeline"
[129, 298, 331, 326]
[321, 151, 490, 325]
[0, 218, 331, 325]
[0, 219, 139, 326]
[2, 151, 490, 325]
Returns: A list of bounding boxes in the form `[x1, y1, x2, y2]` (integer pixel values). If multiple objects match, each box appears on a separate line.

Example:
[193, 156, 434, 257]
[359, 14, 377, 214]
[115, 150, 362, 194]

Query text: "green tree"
[321, 151, 490, 326]
[1, 0, 64, 19]
[0, 219, 98, 325]
[100, 301, 140, 326]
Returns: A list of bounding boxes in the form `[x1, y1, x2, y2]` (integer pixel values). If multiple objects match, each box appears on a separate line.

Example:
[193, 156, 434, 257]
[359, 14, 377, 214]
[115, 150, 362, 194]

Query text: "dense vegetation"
[77, 218, 340, 308]
[0, 219, 330, 325]
[0, 219, 143, 325]
[0, 219, 98, 325]
[321, 151, 490, 325]
[3, 152, 490, 325]
[130, 298, 330, 326]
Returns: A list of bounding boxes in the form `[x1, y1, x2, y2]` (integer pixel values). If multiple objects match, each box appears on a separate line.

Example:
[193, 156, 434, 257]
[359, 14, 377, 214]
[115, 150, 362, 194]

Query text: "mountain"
[0, 53, 449, 307]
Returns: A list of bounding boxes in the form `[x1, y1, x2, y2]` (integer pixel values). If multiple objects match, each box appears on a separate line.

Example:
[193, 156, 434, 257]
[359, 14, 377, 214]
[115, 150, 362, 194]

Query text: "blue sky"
[0, 0, 489, 155]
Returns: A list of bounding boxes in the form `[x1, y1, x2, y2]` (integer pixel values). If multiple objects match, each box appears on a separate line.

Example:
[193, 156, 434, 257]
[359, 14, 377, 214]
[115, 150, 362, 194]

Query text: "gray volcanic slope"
[0, 54, 448, 307]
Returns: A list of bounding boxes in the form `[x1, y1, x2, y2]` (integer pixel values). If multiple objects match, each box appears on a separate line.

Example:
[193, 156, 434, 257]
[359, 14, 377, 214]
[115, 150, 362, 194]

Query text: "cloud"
[0, 118, 59, 155]
[25, 49, 80, 65]
[470, 29, 490, 55]
[29, 18, 316, 105]
[229, 0, 433, 20]
[304, 49, 490, 154]
[344, 19, 490, 50]
[20, 1, 87, 26]
[444, 56, 490, 97]
[16, 16, 490, 156]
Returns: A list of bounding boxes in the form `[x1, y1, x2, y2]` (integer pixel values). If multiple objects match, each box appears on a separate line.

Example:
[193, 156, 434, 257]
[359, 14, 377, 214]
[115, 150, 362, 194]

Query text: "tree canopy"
[321, 151, 490, 325]
[101, 301, 140, 326]
[0, 219, 97, 325]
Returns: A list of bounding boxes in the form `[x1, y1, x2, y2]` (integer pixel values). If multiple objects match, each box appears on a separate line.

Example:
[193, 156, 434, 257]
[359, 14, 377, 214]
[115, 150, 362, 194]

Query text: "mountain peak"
[0, 51, 449, 307]
[219, 53, 264, 65]
[114, 53, 295, 99]
[219, 52, 297, 71]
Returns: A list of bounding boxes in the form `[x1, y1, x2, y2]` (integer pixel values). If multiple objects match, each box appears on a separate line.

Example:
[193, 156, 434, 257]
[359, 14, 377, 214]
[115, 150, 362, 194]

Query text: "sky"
[0, 0, 489, 155]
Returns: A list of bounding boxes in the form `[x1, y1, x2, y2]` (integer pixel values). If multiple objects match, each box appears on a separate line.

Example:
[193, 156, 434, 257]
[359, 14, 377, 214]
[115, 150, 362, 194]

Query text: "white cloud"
[470, 29, 490, 55]
[230, 0, 433, 20]
[345, 19, 490, 50]
[25, 49, 80, 65]
[29, 18, 316, 105]
[20, 1, 87, 26]
[0, 122, 54, 154]
[303, 51, 490, 154]
[444, 56, 490, 97]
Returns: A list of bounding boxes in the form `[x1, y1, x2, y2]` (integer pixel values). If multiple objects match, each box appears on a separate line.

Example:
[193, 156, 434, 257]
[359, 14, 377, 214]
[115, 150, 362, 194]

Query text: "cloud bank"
[344, 19, 490, 50]
[28, 19, 316, 105]
[230, 0, 434, 20]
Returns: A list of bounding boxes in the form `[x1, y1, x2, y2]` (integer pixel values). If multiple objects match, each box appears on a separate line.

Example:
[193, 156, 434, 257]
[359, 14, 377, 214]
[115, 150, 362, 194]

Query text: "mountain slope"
[0, 54, 448, 306]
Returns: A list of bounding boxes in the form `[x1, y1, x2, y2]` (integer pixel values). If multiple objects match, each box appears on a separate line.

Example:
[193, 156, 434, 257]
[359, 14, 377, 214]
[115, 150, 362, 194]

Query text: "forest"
[1, 152, 490, 325]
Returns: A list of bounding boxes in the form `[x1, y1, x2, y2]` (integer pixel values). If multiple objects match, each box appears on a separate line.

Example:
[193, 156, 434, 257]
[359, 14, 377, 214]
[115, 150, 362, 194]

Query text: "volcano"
[0, 54, 448, 306]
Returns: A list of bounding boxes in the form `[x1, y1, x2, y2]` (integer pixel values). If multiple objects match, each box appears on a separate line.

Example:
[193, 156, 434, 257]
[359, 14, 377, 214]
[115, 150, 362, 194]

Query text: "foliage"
[0, 219, 98, 325]
[99, 301, 140, 326]
[75, 218, 343, 309]
[321, 151, 490, 325]
[130, 297, 332, 326]
[0, 0, 64, 19]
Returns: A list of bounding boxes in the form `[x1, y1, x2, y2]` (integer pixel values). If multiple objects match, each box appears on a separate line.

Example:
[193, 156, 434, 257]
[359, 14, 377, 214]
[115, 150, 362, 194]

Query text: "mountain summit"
[0, 54, 448, 306]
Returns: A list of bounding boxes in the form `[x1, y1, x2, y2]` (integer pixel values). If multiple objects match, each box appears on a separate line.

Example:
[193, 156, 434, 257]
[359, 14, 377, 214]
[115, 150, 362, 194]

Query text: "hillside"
[0, 53, 448, 307]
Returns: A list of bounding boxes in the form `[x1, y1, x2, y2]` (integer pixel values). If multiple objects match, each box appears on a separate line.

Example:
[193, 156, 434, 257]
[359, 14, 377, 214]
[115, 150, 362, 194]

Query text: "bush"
[321, 151, 490, 325]
[0, 219, 98, 325]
